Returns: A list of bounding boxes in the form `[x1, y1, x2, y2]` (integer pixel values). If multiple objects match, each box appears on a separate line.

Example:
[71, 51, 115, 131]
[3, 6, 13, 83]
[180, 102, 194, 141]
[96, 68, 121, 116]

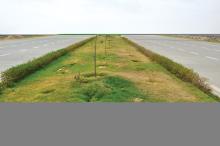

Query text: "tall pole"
[105, 35, 107, 56]
[108, 39, 111, 50]
[94, 35, 97, 78]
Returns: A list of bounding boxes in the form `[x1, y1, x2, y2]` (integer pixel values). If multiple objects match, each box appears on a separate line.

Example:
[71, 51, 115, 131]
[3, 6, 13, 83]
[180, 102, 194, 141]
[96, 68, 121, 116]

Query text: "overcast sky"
[0, 0, 219, 34]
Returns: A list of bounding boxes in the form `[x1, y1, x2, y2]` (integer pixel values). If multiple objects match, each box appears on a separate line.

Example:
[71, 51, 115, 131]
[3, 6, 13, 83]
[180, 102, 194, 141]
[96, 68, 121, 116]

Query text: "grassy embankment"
[0, 35, 217, 102]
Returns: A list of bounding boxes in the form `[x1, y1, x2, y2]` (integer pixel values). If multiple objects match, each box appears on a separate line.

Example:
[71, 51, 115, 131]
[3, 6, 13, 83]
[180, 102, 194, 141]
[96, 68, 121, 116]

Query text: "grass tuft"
[80, 82, 111, 102]
[41, 89, 56, 94]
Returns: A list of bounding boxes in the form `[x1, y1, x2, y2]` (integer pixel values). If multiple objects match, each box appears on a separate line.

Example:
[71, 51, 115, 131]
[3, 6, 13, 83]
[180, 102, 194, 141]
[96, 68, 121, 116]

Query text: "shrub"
[81, 82, 111, 102]
[122, 37, 211, 94]
[1, 37, 94, 87]
[73, 76, 146, 102]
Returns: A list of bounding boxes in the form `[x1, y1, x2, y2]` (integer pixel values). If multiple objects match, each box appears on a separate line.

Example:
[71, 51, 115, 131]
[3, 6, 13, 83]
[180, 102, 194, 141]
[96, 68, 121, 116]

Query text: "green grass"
[71, 76, 147, 102]
[0, 35, 218, 102]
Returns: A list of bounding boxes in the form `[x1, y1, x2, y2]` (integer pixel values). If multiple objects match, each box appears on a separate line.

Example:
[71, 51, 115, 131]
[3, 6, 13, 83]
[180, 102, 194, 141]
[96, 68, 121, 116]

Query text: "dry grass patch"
[116, 71, 202, 102]
[3, 75, 72, 102]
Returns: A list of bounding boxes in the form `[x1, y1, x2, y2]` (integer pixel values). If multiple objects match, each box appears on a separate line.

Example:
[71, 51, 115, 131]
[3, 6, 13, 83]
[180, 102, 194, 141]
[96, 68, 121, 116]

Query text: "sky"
[0, 0, 219, 34]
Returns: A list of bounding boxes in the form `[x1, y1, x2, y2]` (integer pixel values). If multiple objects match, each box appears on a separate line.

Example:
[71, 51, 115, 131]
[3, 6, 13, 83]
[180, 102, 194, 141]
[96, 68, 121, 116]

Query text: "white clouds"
[0, 0, 219, 34]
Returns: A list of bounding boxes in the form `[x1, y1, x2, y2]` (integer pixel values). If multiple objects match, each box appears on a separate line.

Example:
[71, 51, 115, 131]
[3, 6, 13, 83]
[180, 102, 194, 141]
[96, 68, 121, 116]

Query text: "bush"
[1, 37, 94, 87]
[81, 82, 111, 102]
[77, 76, 145, 102]
[123, 37, 211, 94]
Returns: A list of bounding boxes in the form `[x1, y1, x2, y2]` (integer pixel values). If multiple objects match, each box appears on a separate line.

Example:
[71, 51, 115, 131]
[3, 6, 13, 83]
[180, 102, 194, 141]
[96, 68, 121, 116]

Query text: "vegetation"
[73, 75, 145, 102]
[0, 35, 218, 102]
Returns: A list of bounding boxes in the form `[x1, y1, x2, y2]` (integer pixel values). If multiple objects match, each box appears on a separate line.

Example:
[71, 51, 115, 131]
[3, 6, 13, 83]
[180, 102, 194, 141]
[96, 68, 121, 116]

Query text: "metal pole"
[108, 39, 111, 50]
[94, 35, 97, 77]
[105, 35, 107, 56]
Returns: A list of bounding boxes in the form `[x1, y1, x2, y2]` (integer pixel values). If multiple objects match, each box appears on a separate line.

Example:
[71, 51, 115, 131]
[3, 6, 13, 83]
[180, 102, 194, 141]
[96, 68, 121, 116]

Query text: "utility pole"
[108, 39, 111, 50]
[94, 35, 97, 78]
[104, 35, 108, 65]
[104, 35, 107, 56]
